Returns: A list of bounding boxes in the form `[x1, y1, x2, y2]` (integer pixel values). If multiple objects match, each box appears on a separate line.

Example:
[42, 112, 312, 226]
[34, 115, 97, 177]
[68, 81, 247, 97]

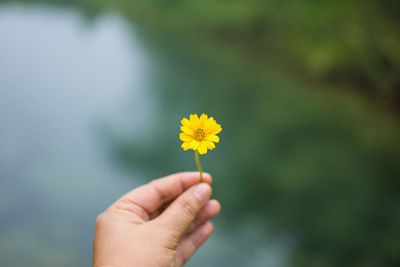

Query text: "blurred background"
[0, 0, 399, 266]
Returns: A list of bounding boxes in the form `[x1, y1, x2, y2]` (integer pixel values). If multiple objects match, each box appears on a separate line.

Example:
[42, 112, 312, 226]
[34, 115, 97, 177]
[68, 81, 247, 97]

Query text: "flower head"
[179, 113, 222, 155]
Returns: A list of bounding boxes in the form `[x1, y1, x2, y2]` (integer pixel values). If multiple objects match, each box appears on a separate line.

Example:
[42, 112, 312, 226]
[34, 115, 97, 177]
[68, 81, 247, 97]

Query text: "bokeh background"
[1, 0, 399, 266]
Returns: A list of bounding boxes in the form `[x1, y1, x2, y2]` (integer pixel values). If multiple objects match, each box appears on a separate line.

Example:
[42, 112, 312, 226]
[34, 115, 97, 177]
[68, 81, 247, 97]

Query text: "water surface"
[0, 5, 152, 266]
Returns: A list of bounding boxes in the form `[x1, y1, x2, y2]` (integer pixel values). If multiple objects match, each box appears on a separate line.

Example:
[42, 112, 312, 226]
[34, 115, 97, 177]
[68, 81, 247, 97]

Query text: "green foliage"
[91, 0, 400, 109]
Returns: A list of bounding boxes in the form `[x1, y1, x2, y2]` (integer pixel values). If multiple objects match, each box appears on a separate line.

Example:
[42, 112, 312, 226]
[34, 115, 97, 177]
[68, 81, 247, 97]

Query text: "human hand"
[93, 172, 221, 267]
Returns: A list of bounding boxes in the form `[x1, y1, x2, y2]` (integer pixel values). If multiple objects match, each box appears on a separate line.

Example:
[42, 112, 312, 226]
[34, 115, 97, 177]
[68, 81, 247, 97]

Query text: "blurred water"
[0, 4, 154, 266]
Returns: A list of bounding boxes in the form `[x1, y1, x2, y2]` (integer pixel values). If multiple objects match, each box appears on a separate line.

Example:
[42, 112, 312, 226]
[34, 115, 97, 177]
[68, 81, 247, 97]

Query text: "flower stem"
[195, 150, 203, 183]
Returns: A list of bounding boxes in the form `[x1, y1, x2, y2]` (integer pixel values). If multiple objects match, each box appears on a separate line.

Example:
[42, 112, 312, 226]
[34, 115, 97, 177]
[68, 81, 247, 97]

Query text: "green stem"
[195, 150, 203, 183]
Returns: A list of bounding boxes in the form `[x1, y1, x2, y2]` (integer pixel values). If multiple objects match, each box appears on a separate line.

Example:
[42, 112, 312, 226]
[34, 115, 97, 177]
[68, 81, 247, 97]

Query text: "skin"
[93, 172, 221, 267]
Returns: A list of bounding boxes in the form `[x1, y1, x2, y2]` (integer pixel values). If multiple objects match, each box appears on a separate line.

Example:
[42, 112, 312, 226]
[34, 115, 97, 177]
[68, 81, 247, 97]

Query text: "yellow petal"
[179, 133, 193, 142]
[198, 143, 208, 155]
[190, 140, 200, 150]
[206, 134, 219, 143]
[200, 113, 208, 121]
[180, 126, 193, 135]
[203, 118, 214, 132]
[181, 118, 191, 128]
[189, 114, 200, 129]
[211, 124, 222, 134]
[204, 118, 221, 134]
[204, 141, 215, 149]
[190, 114, 199, 122]
[198, 114, 210, 129]
[181, 142, 191, 150]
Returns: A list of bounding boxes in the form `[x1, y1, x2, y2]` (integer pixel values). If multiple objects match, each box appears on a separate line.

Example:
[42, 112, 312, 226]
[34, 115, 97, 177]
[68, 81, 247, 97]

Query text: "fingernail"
[193, 183, 210, 204]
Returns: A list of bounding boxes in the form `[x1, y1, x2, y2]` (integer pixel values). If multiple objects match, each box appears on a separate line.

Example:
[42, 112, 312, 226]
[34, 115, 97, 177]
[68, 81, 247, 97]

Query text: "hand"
[93, 172, 221, 267]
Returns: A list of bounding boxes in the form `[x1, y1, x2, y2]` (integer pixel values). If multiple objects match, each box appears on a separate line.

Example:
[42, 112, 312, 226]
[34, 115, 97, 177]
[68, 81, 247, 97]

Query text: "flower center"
[193, 128, 206, 141]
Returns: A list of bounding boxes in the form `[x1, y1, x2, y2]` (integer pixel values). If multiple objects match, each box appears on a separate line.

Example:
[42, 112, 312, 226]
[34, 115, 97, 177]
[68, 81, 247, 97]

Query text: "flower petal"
[189, 114, 200, 129]
[180, 126, 193, 135]
[198, 143, 208, 155]
[179, 133, 193, 142]
[198, 114, 208, 128]
[206, 134, 219, 143]
[211, 124, 222, 134]
[204, 141, 215, 150]
[203, 118, 214, 132]
[181, 142, 191, 151]
[200, 113, 208, 121]
[190, 114, 199, 123]
[203, 117, 222, 135]
[181, 118, 191, 128]
[190, 140, 200, 150]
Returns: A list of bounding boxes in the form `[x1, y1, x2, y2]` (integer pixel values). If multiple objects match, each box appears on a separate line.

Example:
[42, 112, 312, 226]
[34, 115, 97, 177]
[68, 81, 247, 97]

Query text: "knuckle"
[151, 223, 180, 250]
[95, 212, 107, 227]
[178, 197, 198, 219]
[116, 199, 149, 222]
[163, 232, 181, 251]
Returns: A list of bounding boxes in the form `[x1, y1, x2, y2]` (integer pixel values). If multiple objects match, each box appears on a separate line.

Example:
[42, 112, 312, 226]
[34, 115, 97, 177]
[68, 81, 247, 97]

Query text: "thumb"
[158, 183, 212, 237]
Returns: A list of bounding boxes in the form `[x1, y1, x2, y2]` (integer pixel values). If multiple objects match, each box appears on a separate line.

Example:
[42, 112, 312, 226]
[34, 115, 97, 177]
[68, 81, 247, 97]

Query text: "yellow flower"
[179, 113, 222, 155]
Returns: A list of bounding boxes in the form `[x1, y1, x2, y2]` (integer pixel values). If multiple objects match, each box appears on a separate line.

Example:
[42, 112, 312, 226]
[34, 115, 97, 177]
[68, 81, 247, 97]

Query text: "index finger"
[114, 172, 212, 221]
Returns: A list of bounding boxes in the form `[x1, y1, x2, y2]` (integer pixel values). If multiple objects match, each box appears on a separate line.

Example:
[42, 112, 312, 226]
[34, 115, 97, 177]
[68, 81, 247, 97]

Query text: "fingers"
[186, 200, 220, 234]
[176, 222, 214, 267]
[114, 172, 211, 221]
[158, 183, 212, 237]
